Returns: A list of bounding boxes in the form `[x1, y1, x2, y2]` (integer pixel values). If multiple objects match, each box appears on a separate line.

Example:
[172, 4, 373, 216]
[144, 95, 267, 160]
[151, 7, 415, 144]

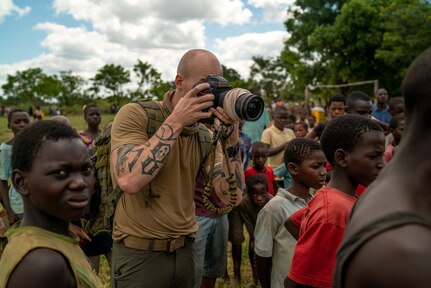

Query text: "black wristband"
[226, 144, 240, 158]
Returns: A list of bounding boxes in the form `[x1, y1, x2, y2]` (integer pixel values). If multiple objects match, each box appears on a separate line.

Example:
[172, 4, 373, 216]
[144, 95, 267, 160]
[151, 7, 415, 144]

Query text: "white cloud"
[0, 1, 294, 91]
[0, 0, 30, 23]
[247, 0, 294, 22]
[214, 30, 288, 78]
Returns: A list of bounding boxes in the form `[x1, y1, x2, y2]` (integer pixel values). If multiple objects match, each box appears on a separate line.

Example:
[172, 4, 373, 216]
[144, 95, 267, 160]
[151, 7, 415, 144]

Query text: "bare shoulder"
[7, 248, 75, 288]
[345, 224, 431, 288]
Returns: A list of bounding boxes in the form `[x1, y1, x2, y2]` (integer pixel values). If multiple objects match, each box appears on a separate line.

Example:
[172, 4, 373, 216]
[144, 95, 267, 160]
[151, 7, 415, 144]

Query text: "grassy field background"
[0, 113, 256, 287]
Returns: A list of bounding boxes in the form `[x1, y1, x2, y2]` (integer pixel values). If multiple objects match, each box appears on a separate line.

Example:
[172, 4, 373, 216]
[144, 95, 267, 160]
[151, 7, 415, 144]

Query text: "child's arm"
[284, 207, 306, 240]
[0, 179, 18, 225]
[256, 255, 272, 288]
[267, 142, 288, 156]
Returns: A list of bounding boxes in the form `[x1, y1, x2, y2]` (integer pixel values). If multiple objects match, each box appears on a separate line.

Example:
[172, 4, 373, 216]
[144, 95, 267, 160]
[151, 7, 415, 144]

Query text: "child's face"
[345, 131, 385, 187]
[8, 112, 30, 135]
[308, 115, 316, 127]
[249, 183, 269, 208]
[252, 147, 268, 169]
[21, 138, 95, 222]
[348, 100, 372, 118]
[392, 120, 405, 142]
[294, 124, 307, 138]
[294, 150, 327, 190]
[328, 101, 345, 119]
[273, 110, 289, 130]
[85, 107, 101, 127]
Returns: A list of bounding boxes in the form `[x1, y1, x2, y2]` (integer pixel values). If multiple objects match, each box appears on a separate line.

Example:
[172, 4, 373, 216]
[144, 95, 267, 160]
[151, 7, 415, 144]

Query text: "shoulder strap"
[133, 99, 212, 165]
[133, 99, 165, 138]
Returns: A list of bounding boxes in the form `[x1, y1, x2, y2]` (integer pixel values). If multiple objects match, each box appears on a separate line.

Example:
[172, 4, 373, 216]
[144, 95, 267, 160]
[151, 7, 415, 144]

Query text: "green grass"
[0, 114, 116, 143]
[1, 113, 257, 287]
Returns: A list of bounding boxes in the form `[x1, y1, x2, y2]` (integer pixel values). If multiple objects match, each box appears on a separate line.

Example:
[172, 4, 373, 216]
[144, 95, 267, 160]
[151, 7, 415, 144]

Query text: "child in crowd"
[0, 109, 30, 227]
[245, 142, 277, 196]
[333, 46, 431, 288]
[293, 122, 308, 138]
[285, 114, 385, 288]
[0, 120, 99, 287]
[79, 104, 102, 154]
[384, 115, 404, 163]
[239, 174, 272, 288]
[255, 138, 326, 288]
[307, 115, 316, 131]
[306, 95, 345, 139]
[262, 106, 296, 188]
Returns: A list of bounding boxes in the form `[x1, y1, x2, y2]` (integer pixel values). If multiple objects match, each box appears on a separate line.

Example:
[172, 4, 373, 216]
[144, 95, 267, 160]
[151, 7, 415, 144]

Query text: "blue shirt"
[372, 104, 391, 124]
[0, 143, 23, 214]
[242, 108, 270, 143]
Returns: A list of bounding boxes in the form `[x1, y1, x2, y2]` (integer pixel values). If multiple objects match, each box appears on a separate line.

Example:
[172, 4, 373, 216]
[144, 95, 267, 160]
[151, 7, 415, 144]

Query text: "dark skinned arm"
[0, 180, 18, 225]
[284, 276, 313, 288]
[267, 142, 288, 156]
[284, 216, 300, 240]
[256, 255, 272, 288]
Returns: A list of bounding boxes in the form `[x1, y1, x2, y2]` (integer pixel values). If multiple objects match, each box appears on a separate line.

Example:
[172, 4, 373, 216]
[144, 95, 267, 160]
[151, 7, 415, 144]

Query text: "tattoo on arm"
[128, 147, 144, 172]
[210, 163, 225, 179]
[116, 144, 137, 175]
[156, 124, 176, 141]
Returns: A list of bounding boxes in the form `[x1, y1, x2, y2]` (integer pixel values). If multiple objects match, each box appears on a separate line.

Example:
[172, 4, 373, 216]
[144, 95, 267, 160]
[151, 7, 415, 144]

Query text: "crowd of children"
[1, 47, 429, 288]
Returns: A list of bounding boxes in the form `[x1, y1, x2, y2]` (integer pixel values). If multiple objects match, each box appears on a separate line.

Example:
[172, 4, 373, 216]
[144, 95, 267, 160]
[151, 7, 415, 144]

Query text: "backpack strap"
[133, 99, 212, 165]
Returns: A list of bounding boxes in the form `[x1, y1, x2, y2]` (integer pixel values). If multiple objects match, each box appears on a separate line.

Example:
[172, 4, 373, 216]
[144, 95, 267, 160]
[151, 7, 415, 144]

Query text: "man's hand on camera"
[171, 83, 214, 128]
[211, 107, 240, 145]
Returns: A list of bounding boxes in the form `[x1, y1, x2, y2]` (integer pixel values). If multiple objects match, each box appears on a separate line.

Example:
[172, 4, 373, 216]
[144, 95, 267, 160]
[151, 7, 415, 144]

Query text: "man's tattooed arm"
[111, 123, 180, 194]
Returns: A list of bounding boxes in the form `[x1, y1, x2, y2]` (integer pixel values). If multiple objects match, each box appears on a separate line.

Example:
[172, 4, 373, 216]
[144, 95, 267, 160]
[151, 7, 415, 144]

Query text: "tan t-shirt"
[110, 95, 205, 240]
[261, 124, 296, 169]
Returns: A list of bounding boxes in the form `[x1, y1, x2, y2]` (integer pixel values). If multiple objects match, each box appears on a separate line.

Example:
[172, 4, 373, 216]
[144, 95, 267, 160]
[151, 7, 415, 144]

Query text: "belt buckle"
[168, 238, 178, 252]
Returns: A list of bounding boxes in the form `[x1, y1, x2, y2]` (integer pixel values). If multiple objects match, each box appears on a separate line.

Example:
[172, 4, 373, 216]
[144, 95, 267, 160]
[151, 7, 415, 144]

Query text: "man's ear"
[334, 149, 348, 168]
[175, 74, 184, 90]
[12, 169, 29, 196]
[287, 162, 298, 175]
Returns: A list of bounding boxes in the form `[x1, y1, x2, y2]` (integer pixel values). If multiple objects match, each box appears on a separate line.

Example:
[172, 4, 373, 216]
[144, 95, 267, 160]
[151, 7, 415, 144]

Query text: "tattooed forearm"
[128, 147, 144, 172]
[210, 163, 225, 178]
[116, 144, 137, 175]
[156, 124, 176, 141]
[141, 142, 172, 175]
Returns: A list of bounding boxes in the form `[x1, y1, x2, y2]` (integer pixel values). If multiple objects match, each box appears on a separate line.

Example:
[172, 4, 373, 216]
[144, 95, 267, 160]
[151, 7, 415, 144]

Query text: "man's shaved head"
[177, 49, 222, 80]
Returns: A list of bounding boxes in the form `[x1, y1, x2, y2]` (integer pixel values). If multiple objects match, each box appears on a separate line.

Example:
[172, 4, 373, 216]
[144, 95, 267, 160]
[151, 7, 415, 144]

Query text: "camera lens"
[235, 93, 264, 121]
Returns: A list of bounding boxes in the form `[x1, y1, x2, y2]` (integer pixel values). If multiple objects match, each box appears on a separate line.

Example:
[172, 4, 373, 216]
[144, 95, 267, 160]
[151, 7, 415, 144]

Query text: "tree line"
[2, 0, 430, 108]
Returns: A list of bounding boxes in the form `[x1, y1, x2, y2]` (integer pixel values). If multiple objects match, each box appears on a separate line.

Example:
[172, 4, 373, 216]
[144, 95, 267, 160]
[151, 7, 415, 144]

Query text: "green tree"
[1, 68, 61, 104]
[92, 64, 131, 103]
[248, 56, 290, 102]
[57, 71, 86, 106]
[281, 0, 431, 95]
[132, 59, 172, 100]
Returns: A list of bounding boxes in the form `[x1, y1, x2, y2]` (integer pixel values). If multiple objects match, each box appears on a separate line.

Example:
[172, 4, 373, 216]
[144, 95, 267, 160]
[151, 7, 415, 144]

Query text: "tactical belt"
[123, 235, 194, 252]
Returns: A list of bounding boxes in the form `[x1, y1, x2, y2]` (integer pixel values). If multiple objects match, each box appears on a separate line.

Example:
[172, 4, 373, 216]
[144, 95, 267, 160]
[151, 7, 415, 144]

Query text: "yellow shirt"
[261, 125, 296, 169]
[0, 226, 99, 288]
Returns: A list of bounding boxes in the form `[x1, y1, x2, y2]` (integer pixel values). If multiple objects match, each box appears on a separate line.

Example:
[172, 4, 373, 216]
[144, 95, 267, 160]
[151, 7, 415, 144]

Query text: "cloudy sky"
[0, 0, 292, 89]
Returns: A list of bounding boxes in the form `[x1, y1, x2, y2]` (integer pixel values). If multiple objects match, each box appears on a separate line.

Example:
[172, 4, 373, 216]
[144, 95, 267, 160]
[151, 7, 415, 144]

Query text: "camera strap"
[202, 124, 238, 215]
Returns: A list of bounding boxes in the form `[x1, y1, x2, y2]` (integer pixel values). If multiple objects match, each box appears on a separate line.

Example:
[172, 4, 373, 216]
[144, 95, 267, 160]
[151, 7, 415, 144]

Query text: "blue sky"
[0, 0, 292, 88]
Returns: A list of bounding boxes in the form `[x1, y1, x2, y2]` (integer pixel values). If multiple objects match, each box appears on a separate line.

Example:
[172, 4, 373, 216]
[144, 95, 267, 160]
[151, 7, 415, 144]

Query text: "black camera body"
[194, 75, 264, 123]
